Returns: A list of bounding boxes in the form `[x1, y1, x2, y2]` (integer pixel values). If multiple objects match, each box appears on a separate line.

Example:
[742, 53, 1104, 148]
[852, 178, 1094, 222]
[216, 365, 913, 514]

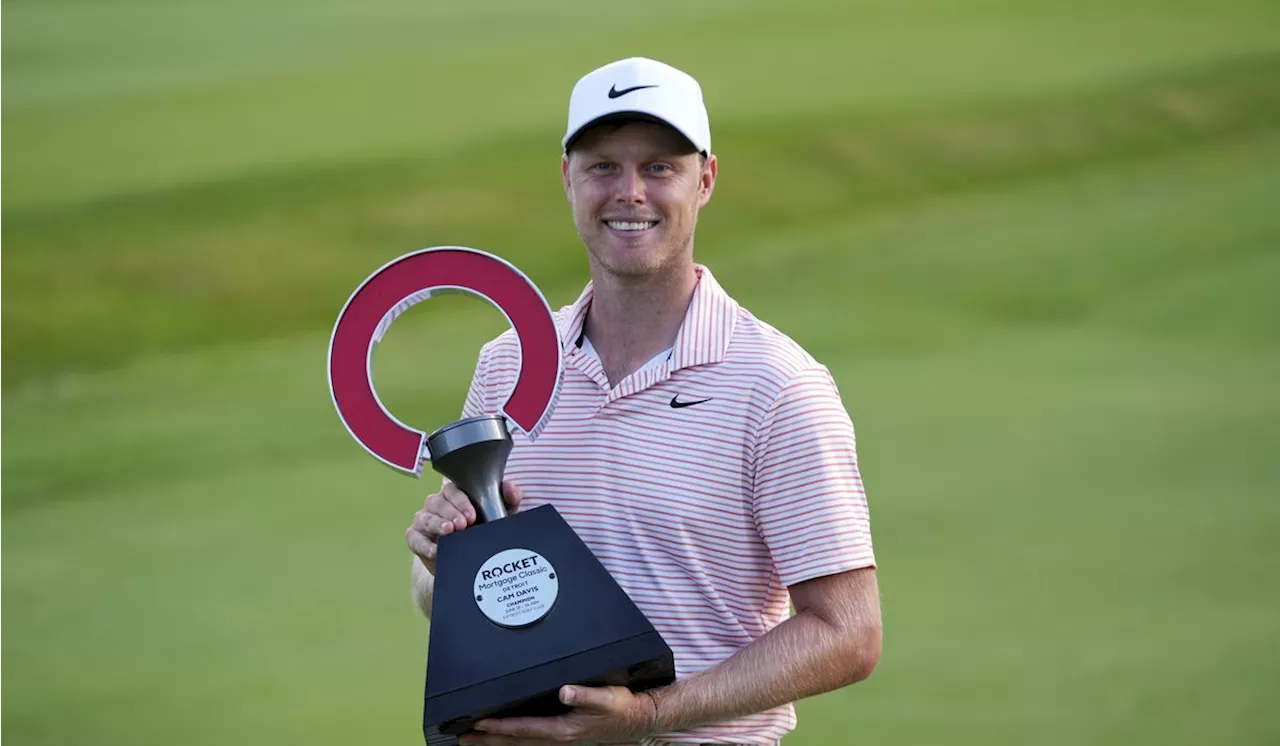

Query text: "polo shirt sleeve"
[751, 366, 876, 587]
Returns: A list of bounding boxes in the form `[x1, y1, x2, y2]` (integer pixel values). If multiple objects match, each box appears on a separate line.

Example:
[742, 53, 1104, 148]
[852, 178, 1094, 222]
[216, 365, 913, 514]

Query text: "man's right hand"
[406, 480, 523, 574]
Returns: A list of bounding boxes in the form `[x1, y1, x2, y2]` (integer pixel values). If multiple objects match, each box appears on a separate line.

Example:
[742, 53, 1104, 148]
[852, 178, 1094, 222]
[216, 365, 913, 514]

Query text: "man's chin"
[591, 241, 658, 270]
[602, 258, 657, 278]
[590, 251, 662, 279]
[585, 233, 692, 279]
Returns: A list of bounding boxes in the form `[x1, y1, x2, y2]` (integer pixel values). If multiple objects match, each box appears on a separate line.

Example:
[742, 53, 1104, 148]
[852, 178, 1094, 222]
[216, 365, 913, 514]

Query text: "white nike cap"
[562, 57, 711, 157]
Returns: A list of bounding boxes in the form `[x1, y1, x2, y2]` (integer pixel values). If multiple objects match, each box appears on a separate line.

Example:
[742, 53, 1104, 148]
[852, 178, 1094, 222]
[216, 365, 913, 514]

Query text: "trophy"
[327, 247, 675, 745]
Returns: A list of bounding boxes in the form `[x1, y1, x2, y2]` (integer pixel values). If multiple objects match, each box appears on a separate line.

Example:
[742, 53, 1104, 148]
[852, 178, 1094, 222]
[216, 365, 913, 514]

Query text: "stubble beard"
[581, 213, 698, 283]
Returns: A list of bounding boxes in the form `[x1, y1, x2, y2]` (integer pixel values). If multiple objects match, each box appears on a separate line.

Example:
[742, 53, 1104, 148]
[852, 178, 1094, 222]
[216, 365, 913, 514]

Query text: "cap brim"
[563, 111, 705, 156]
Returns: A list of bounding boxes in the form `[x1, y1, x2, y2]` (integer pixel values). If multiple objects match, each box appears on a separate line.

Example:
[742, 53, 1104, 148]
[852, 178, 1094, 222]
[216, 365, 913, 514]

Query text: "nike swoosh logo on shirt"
[670, 394, 712, 409]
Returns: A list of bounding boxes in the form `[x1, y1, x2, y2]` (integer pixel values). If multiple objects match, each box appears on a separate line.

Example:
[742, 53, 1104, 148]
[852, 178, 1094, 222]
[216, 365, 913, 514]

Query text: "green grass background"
[4, 0, 1279, 743]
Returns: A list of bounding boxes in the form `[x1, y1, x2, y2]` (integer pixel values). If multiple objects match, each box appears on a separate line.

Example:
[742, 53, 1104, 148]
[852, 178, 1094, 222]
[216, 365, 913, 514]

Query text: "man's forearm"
[649, 577, 880, 733]
[412, 558, 434, 617]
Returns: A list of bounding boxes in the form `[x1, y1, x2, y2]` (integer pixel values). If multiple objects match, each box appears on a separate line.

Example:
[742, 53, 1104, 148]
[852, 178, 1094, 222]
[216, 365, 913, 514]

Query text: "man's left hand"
[459, 684, 659, 745]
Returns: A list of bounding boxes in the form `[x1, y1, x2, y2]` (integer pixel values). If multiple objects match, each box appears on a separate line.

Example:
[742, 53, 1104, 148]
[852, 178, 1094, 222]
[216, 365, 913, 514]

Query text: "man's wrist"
[642, 689, 662, 734]
[644, 681, 683, 735]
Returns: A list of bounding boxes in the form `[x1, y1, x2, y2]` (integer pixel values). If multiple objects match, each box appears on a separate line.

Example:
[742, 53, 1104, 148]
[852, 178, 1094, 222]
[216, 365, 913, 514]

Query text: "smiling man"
[407, 57, 881, 746]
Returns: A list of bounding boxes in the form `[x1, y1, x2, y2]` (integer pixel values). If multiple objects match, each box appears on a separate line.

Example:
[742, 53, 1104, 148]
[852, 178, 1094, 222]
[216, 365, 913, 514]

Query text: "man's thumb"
[501, 481, 523, 510]
[560, 685, 611, 710]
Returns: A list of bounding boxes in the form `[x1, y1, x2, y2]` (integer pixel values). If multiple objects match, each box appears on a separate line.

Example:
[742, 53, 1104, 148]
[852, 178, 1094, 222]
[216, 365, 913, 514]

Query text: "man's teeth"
[607, 220, 657, 231]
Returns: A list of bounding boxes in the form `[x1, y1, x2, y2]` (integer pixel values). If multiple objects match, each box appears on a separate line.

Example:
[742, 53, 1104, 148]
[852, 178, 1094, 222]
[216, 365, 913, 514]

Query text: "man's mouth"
[604, 220, 659, 232]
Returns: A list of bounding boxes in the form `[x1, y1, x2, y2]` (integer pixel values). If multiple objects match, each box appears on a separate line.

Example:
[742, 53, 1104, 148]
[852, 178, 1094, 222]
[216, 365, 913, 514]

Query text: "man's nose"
[615, 167, 646, 204]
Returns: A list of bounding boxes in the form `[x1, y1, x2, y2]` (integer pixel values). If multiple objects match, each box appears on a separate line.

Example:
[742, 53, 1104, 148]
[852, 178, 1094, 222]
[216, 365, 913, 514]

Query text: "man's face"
[562, 121, 717, 280]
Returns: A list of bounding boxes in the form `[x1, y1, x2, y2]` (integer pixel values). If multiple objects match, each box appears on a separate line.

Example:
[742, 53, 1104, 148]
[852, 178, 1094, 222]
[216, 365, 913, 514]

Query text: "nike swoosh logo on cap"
[608, 84, 658, 99]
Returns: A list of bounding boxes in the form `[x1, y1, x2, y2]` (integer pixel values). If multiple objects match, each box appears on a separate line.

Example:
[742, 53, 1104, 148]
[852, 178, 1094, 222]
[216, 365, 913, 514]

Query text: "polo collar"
[559, 264, 738, 373]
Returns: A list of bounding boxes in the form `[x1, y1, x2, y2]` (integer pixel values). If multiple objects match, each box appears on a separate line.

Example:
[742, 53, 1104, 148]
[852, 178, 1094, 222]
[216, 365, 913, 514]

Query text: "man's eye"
[591, 163, 613, 172]
[648, 164, 670, 173]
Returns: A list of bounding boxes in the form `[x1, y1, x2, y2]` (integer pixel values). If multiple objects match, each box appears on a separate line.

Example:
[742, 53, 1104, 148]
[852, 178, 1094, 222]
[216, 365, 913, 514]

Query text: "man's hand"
[406, 480, 522, 574]
[458, 684, 659, 745]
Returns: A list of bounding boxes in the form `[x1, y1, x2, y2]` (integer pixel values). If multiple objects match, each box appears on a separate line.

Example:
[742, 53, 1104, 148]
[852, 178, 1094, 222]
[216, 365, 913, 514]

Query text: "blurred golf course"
[4, 0, 1279, 743]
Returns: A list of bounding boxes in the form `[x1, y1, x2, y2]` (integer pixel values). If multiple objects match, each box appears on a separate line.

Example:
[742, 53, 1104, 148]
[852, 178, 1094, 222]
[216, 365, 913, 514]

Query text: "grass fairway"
[4, 1, 1280, 744]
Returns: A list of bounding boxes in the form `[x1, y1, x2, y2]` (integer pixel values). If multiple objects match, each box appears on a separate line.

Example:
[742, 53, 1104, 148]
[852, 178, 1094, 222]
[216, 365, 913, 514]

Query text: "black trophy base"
[423, 504, 674, 745]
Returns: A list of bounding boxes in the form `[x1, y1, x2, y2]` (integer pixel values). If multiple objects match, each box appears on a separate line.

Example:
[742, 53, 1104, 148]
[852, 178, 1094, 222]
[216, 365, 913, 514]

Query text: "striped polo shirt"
[460, 265, 875, 745]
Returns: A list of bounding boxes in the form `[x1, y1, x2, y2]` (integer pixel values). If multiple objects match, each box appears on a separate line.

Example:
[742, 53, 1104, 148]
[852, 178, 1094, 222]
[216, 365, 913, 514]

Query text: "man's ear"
[697, 154, 718, 208]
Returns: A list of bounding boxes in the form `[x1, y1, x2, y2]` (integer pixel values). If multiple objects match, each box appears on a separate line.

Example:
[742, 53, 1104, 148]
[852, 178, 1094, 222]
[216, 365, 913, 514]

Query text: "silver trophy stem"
[425, 415, 513, 524]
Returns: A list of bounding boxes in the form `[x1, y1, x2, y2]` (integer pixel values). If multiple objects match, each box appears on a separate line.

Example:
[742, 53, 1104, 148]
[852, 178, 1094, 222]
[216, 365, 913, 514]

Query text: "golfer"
[407, 57, 881, 746]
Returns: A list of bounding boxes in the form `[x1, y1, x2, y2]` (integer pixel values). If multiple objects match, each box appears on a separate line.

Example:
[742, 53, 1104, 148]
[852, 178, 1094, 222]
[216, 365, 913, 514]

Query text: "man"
[406, 57, 881, 746]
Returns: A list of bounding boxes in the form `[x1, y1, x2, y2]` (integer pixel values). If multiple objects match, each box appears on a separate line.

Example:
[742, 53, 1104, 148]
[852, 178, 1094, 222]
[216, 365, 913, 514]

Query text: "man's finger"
[405, 530, 437, 562]
[429, 511, 459, 538]
[440, 483, 478, 527]
[426, 495, 467, 533]
[470, 716, 569, 740]
[413, 510, 450, 539]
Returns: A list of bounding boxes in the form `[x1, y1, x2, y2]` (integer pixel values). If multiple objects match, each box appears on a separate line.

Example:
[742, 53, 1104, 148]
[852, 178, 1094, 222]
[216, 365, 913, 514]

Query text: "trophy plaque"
[327, 247, 675, 745]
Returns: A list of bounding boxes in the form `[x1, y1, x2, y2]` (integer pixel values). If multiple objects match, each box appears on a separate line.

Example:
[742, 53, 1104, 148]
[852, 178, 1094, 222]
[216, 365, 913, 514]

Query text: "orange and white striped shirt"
[461, 265, 875, 745]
